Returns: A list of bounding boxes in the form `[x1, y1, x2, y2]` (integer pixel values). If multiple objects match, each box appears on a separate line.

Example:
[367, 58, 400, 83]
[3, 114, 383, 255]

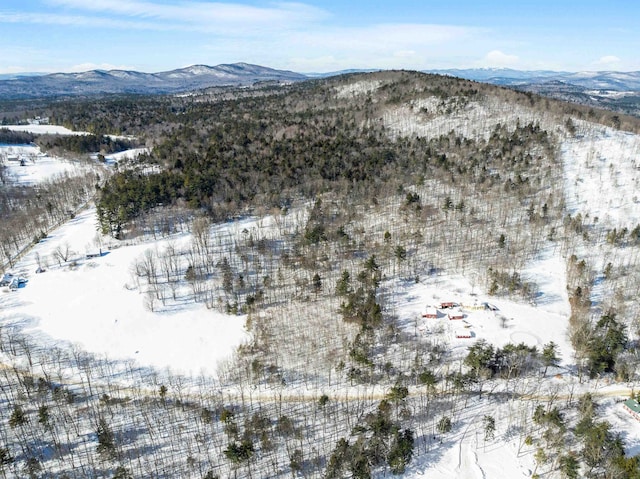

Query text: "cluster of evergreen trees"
[0, 128, 35, 144]
[326, 393, 414, 478]
[93, 70, 559, 239]
[37, 133, 137, 154]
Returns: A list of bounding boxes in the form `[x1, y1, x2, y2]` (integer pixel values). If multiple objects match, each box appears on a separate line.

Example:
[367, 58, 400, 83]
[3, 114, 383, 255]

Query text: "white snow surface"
[1, 144, 92, 186]
[0, 207, 249, 377]
[562, 124, 640, 228]
[335, 79, 382, 98]
[104, 147, 150, 162]
[395, 245, 573, 366]
[408, 397, 539, 478]
[383, 95, 562, 141]
[2, 124, 90, 135]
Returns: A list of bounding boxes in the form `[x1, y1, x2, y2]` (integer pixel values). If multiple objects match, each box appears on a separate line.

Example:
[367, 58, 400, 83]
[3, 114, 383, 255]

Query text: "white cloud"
[0, 2, 492, 73]
[394, 50, 417, 58]
[479, 50, 519, 67]
[0, 11, 172, 30]
[594, 55, 621, 66]
[286, 55, 342, 72]
[295, 24, 479, 52]
[44, 0, 329, 30]
[200, 22, 486, 72]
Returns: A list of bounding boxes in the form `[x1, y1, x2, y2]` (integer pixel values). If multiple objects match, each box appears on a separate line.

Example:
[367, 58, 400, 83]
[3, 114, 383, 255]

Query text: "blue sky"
[0, 0, 638, 74]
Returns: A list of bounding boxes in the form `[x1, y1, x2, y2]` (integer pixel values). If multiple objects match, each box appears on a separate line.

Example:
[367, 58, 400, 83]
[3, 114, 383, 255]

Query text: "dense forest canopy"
[0, 128, 36, 144]
[87, 72, 566, 235]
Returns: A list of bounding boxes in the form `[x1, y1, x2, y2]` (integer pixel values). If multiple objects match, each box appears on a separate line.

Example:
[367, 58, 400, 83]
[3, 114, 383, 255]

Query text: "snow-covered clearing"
[104, 147, 149, 163]
[562, 124, 640, 228]
[394, 246, 573, 367]
[2, 124, 90, 135]
[1, 143, 149, 185]
[2, 125, 90, 135]
[409, 396, 538, 478]
[0, 206, 248, 377]
[0, 144, 94, 186]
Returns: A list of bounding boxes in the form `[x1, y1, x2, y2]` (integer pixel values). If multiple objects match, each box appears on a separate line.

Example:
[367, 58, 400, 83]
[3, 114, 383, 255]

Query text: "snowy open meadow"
[0, 143, 95, 187]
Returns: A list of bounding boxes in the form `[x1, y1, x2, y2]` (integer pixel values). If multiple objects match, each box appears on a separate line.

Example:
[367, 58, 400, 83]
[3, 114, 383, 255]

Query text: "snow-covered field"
[2, 124, 90, 135]
[395, 246, 573, 366]
[1, 143, 150, 185]
[563, 125, 640, 228]
[0, 206, 248, 377]
[104, 147, 149, 163]
[0, 144, 92, 186]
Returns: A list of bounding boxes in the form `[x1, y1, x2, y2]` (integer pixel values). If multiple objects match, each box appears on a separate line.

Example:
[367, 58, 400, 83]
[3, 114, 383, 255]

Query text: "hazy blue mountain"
[427, 68, 564, 83]
[304, 68, 381, 78]
[428, 68, 640, 116]
[428, 68, 640, 90]
[0, 63, 307, 99]
[0, 72, 47, 81]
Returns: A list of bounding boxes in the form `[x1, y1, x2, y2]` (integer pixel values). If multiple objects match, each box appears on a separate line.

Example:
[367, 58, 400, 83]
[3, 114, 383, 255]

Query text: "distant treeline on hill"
[0, 127, 139, 154]
[37, 134, 137, 154]
[0, 128, 36, 145]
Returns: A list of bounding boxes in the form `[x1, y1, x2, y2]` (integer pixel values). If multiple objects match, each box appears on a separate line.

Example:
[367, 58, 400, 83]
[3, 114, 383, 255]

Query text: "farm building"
[455, 330, 473, 339]
[448, 309, 465, 320]
[439, 301, 456, 309]
[422, 307, 438, 319]
[624, 398, 640, 421]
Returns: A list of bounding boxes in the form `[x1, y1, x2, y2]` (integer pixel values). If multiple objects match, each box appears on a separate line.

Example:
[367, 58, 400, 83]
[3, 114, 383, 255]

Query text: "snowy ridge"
[383, 94, 562, 141]
[431, 68, 640, 91]
[335, 79, 382, 98]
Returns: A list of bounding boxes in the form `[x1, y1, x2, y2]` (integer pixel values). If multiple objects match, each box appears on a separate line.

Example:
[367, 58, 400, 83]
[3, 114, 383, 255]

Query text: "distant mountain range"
[2, 64, 640, 117]
[427, 68, 640, 117]
[428, 68, 640, 91]
[0, 63, 306, 99]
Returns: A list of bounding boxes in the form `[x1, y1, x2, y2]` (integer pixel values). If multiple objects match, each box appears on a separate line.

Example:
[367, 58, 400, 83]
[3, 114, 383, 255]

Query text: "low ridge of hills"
[0, 62, 306, 99]
[430, 68, 640, 116]
[3, 62, 640, 117]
